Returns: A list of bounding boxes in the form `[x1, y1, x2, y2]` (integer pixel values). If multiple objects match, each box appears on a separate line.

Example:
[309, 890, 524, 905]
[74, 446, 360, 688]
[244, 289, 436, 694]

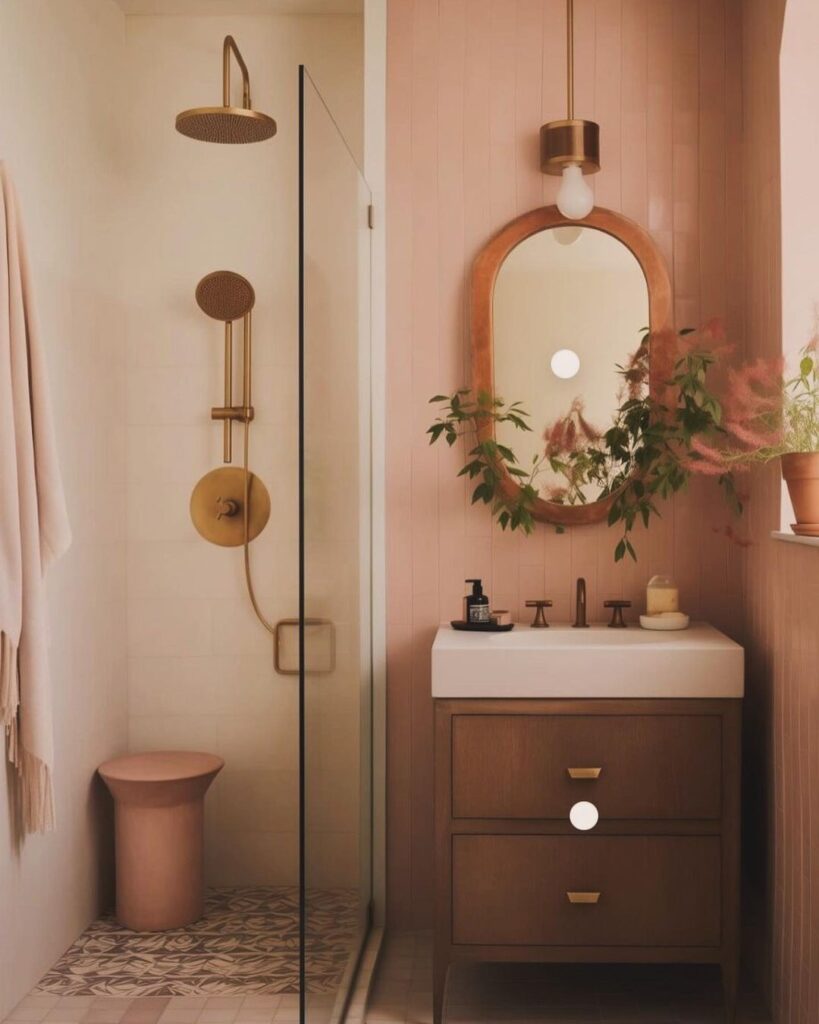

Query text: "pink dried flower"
[689, 437, 728, 466]
[682, 456, 728, 477]
[543, 398, 602, 457]
[725, 420, 783, 450]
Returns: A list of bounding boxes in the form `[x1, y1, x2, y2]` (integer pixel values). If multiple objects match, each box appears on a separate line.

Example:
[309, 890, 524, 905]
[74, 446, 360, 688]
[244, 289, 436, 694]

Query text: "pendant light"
[540, 0, 600, 219]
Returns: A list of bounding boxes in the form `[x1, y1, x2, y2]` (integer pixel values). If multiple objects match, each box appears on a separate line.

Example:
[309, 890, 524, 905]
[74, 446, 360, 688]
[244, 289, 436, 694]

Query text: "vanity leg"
[432, 953, 448, 1024]
[721, 957, 739, 1024]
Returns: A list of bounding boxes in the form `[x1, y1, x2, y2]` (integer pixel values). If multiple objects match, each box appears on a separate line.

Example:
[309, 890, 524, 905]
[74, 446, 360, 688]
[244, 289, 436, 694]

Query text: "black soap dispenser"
[464, 578, 490, 624]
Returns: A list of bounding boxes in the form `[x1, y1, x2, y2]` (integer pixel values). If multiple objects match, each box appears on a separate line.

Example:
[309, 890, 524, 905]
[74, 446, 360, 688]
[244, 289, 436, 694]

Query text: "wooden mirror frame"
[471, 205, 673, 527]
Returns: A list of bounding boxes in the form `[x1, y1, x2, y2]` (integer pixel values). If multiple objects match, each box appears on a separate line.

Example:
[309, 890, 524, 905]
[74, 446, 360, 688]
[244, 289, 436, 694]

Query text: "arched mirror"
[471, 206, 672, 526]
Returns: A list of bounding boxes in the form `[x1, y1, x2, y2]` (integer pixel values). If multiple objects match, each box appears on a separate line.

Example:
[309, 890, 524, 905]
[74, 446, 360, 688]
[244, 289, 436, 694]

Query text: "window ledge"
[772, 531, 819, 548]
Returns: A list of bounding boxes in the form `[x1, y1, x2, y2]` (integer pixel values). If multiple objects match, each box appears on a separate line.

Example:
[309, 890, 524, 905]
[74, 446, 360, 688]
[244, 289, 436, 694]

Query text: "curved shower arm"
[223, 35, 251, 109]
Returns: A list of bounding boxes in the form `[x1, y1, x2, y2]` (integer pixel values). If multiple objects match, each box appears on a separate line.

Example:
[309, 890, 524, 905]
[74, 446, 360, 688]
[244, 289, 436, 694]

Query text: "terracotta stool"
[98, 751, 224, 932]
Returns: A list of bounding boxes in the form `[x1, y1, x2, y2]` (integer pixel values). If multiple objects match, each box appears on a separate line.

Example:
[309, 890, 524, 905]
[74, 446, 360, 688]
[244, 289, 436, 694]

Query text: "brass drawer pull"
[567, 767, 602, 780]
[567, 891, 601, 905]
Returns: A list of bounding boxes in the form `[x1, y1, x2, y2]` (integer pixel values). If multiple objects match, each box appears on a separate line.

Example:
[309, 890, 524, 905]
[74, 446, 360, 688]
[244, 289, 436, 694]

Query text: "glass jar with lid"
[646, 574, 679, 615]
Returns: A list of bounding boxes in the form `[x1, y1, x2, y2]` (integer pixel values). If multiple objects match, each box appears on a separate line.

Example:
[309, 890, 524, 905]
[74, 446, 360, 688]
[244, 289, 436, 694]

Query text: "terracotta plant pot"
[781, 452, 819, 529]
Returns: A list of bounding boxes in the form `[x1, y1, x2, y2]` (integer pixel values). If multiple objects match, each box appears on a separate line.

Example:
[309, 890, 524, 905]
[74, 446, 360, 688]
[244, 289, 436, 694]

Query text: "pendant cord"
[242, 417, 276, 635]
[567, 0, 574, 121]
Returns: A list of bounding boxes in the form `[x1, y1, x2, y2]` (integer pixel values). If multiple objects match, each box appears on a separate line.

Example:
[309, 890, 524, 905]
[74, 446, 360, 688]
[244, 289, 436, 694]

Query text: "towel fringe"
[0, 631, 55, 833]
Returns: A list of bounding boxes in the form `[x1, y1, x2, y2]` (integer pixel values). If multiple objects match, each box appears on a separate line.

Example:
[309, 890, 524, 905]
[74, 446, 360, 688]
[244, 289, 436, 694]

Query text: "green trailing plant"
[426, 389, 542, 533]
[427, 322, 779, 560]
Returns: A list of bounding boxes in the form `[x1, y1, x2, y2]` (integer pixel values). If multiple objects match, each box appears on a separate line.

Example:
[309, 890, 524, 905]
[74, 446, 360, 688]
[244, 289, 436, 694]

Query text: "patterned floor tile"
[32, 888, 357, 998]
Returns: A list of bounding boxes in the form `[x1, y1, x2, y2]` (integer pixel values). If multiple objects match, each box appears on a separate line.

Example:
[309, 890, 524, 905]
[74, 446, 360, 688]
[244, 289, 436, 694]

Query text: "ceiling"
[113, 0, 362, 14]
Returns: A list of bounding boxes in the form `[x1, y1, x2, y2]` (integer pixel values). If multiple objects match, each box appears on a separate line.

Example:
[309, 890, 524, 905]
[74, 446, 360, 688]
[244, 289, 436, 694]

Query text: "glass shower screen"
[298, 67, 373, 1024]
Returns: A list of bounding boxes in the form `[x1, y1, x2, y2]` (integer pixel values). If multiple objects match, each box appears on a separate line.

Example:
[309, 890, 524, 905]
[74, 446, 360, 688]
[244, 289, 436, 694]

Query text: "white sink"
[431, 622, 744, 699]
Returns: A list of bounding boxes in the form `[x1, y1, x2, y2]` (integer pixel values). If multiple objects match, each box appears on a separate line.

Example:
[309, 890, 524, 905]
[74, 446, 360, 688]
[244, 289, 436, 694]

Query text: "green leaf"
[429, 394, 449, 404]
[496, 444, 517, 463]
[614, 539, 626, 562]
[801, 356, 814, 378]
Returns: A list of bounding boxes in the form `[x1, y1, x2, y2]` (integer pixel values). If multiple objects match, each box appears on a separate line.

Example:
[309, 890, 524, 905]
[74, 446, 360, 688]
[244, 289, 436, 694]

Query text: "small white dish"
[640, 612, 690, 631]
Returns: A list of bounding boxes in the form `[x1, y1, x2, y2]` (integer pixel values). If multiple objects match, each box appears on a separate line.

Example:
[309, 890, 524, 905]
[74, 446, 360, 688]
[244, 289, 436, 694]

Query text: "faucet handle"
[525, 599, 553, 628]
[604, 599, 631, 629]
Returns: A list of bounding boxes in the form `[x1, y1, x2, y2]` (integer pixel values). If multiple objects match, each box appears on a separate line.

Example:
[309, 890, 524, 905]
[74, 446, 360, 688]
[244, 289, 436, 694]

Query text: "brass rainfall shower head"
[196, 270, 255, 322]
[176, 36, 276, 144]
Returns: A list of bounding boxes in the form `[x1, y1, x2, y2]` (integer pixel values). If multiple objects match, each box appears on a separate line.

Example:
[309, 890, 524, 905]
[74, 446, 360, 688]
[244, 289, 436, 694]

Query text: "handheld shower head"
[195, 271, 255, 322]
[176, 36, 276, 145]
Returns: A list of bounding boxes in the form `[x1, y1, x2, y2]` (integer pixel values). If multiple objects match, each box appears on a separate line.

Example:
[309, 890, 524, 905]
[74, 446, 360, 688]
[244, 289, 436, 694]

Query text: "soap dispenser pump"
[464, 579, 490, 624]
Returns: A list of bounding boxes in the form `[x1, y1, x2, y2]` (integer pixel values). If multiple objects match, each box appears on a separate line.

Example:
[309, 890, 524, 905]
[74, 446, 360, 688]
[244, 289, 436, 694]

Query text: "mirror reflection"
[493, 226, 649, 503]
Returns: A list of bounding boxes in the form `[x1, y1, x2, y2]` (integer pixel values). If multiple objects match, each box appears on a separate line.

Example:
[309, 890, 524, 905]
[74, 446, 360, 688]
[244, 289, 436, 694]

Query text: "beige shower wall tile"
[305, 768, 359, 834]
[128, 657, 222, 717]
[128, 655, 282, 718]
[303, 830, 359, 890]
[127, 597, 212, 657]
[215, 713, 297, 772]
[126, 365, 218, 426]
[126, 425, 217, 485]
[127, 477, 196, 543]
[209, 769, 299, 834]
[128, 715, 219, 755]
[204, 831, 299, 888]
[127, 541, 246, 603]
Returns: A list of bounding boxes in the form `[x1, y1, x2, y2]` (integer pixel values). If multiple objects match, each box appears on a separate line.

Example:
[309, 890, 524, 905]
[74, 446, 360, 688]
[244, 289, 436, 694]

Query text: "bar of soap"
[639, 612, 690, 631]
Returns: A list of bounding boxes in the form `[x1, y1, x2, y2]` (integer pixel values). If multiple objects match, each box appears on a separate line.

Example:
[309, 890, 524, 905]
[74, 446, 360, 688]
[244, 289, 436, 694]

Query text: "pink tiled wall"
[742, 2, 819, 1020]
[386, 0, 745, 928]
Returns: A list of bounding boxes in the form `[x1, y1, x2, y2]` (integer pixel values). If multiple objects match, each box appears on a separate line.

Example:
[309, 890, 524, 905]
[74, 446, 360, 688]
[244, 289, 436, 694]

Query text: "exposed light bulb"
[556, 163, 594, 220]
[550, 349, 581, 380]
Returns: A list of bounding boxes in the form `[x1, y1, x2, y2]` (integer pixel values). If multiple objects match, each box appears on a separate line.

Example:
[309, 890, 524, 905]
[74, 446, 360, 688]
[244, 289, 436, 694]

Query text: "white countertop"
[431, 621, 744, 699]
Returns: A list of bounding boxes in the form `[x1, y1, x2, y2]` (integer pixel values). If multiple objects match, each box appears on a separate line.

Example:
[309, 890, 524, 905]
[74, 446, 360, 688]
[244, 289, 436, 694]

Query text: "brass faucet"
[573, 577, 588, 628]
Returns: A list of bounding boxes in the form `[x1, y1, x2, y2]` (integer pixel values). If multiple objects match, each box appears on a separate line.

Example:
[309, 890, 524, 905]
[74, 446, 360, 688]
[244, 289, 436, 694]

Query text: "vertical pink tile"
[594, 0, 623, 212]
[514, 0, 545, 213]
[620, 0, 648, 226]
[384, 0, 760, 936]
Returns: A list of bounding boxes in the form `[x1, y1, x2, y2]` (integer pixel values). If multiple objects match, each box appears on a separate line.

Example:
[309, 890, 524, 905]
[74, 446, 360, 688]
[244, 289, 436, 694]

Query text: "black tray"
[450, 619, 515, 632]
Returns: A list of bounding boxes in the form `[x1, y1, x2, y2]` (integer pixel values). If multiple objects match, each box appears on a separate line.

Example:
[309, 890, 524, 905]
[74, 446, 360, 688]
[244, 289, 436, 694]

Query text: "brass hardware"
[222, 34, 250, 108]
[196, 270, 256, 322]
[540, 0, 601, 177]
[215, 497, 239, 520]
[573, 577, 588, 628]
[191, 270, 277, 635]
[190, 466, 270, 547]
[567, 891, 601, 905]
[176, 36, 277, 144]
[211, 405, 255, 422]
[274, 618, 337, 676]
[567, 767, 602, 780]
[604, 599, 632, 629]
[223, 322, 233, 461]
[541, 119, 600, 175]
[196, 271, 256, 457]
[525, 599, 552, 628]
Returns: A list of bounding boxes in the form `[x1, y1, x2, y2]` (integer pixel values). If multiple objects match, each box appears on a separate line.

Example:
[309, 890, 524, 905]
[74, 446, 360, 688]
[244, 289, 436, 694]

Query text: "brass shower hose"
[242, 417, 276, 635]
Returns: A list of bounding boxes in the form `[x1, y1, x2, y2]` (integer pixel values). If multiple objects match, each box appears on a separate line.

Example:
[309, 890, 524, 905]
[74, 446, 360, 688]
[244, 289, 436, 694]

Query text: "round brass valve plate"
[190, 467, 270, 547]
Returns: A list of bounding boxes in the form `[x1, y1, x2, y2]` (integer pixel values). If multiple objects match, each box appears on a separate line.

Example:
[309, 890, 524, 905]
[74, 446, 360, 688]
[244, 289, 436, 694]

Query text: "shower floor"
[32, 887, 357, 997]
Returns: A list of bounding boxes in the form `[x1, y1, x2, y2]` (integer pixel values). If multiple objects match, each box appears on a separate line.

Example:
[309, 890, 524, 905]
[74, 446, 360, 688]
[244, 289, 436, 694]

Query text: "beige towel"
[0, 163, 71, 834]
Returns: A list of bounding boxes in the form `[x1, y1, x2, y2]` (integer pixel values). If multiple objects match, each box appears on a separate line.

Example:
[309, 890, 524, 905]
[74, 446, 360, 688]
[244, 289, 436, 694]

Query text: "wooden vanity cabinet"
[434, 698, 742, 1024]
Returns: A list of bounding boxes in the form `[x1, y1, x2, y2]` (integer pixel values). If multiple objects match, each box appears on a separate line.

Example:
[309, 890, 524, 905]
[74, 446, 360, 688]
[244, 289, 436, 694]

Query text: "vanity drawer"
[451, 713, 721, 820]
[452, 834, 721, 948]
